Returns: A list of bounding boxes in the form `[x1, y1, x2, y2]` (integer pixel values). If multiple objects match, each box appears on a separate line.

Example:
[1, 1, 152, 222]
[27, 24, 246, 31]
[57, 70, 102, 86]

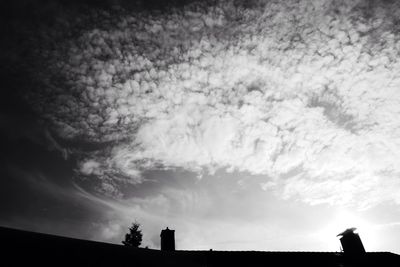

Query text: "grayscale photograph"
[1, 0, 400, 266]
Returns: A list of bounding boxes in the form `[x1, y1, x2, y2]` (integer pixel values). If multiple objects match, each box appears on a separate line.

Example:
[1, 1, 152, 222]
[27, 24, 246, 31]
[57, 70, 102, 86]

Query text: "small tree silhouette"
[122, 222, 143, 247]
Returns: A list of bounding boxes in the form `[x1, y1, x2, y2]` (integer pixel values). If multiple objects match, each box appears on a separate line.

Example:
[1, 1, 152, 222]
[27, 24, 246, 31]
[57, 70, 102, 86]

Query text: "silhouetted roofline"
[0, 226, 398, 255]
[1, 225, 399, 267]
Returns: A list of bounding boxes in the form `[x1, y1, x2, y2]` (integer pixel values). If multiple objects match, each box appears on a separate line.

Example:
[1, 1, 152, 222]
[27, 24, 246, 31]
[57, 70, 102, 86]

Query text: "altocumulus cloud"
[24, 0, 400, 208]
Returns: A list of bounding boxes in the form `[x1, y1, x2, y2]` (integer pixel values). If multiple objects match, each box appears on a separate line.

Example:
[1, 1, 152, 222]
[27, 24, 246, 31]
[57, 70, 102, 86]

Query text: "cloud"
[73, 172, 335, 251]
[79, 160, 102, 176]
[23, 0, 400, 208]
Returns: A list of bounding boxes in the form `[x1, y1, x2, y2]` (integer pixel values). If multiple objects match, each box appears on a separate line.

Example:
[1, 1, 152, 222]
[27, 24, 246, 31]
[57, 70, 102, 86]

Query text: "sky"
[1, 0, 400, 253]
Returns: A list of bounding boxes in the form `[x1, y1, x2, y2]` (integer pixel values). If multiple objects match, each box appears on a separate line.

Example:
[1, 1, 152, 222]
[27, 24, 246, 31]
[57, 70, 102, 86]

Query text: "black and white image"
[1, 0, 400, 266]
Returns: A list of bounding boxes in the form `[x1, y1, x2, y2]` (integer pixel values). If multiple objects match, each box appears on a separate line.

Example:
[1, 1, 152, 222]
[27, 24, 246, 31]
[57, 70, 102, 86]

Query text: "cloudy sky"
[2, 0, 400, 253]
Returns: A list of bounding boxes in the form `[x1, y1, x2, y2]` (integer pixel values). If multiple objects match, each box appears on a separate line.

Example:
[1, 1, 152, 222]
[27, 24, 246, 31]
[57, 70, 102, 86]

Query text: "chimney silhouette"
[160, 227, 175, 251]
[337, 228, 366, 256]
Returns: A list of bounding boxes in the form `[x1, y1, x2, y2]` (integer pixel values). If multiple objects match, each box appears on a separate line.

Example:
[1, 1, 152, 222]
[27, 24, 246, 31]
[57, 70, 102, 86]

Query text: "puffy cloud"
[79, 160, 102, 176]
[25, 0, 400, 208]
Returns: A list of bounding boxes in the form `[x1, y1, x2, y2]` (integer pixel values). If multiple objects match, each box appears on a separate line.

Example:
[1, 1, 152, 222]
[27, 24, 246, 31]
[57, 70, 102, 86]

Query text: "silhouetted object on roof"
[122, 222, 142, 248]
[160, 227, 175, 251]
[337, 228, 365, 256]
[1, 226, 399, 267]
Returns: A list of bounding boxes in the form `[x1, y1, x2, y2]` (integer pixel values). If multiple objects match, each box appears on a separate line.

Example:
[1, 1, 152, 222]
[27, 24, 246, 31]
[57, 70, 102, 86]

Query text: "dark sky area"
[1, 0, 400, 253]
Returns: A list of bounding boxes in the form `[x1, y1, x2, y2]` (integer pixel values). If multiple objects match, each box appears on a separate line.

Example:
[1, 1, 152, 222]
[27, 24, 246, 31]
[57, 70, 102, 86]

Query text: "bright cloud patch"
[27, 0, 400, 208]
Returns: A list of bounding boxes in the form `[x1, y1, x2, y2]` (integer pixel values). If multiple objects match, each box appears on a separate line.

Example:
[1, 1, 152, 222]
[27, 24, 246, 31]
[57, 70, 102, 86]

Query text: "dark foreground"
[1, 226, 399, 267]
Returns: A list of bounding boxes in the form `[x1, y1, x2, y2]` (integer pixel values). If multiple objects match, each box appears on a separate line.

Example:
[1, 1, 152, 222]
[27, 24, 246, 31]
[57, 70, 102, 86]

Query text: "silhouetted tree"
[122, 222, 142, 247]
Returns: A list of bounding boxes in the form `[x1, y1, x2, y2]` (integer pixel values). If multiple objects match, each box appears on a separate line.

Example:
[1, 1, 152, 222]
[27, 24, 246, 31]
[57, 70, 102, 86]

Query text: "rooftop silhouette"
[161, 227, 175, 251]
[1, 226, 399, 266]
[337, 228, 366, 256]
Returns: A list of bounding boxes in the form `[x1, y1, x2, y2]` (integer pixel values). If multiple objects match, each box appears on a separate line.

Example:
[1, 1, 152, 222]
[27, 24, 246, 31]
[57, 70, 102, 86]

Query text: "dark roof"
[1, 226, 398, 267]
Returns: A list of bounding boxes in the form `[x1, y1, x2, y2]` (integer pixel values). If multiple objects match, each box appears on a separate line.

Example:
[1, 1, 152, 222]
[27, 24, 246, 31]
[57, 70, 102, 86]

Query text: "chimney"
[160, 227, 175, 251]
[337, 228, 366, 256]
